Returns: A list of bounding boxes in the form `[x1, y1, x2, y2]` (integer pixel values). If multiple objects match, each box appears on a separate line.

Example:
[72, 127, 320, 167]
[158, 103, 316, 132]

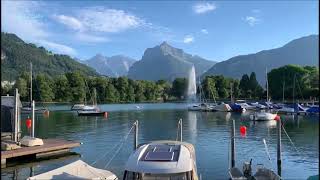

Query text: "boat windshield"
[123, 171, 192, 180]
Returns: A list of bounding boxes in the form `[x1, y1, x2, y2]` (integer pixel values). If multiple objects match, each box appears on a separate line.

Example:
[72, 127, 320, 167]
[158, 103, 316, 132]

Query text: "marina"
[1, 103, 318, 179]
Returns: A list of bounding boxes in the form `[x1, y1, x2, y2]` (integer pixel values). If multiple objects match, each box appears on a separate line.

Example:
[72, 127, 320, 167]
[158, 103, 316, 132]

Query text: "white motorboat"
[250, 112, 277, 121]
[212, 103, 232, 112]
[123, 140, 199, 180]
[71, 104, 85, 110]
[28, 160, 118, 180]
[277, 106, 295, 114]
[238, 103, 256, 110]
[188, 103, 214, 111]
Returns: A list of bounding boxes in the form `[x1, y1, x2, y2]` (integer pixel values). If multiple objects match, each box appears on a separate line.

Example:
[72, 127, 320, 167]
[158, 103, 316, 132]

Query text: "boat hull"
[77, 111, 106, 116]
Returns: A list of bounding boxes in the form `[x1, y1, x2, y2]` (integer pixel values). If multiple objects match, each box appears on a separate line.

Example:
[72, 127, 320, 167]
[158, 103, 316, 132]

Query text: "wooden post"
[231, 119, 235, 168]
[277, 118, 282, 176]
[179, 119, 182, 142]
[14, 89, 18, 142]
[134, 121, 138, 150]
[32, 100, 35, 138]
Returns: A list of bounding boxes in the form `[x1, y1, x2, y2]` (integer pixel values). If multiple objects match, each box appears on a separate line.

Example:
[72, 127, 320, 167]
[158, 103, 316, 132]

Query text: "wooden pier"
[1, 139, 80, 167]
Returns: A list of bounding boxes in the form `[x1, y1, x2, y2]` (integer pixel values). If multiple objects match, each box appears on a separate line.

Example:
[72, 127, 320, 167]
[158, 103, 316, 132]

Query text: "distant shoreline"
[27, 99, 319, 105]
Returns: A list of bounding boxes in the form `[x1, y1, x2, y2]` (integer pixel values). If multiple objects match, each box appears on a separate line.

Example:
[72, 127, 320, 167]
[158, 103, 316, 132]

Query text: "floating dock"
[1, 139, 80, 167]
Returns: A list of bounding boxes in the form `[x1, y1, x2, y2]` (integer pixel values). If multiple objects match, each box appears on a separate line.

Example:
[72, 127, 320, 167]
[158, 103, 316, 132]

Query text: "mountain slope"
[1, 32, 98, 81]
[85, 54, 136, 77]
[128, 42, 216, 81]
[202, 35, 319, 85]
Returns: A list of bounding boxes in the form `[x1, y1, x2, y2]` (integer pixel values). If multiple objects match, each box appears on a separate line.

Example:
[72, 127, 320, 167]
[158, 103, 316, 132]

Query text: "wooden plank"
[36, 149, 70, 159]
[1, 139, 80, 159]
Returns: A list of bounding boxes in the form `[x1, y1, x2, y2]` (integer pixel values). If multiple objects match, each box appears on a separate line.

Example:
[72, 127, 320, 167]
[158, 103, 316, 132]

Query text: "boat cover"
[230, 104, 243, 112]
[28, 160, 118, 180]
[306, 106, 320, 113]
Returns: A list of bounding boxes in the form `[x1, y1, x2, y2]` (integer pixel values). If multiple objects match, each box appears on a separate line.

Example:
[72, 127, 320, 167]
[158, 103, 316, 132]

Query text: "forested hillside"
[1, 32, 98, 81]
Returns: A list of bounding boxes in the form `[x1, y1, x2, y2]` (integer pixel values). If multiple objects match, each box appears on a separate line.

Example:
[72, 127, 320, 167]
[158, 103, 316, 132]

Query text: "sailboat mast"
[293, 74, 295, 103]
[230, 82, 233, 104]
[282, 80, 285, 103]
[266, 68, 269, 102]
[199, 77, 202, 103]
[30, 62, 32, 104]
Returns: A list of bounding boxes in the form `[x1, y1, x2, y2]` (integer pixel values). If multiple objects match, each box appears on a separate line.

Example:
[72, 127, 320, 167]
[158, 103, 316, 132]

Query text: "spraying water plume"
[187, 65, 197, 102]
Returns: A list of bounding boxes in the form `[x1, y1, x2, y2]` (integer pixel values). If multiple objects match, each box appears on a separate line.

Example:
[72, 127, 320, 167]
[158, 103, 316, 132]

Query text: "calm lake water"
[1, 103, 319, 179]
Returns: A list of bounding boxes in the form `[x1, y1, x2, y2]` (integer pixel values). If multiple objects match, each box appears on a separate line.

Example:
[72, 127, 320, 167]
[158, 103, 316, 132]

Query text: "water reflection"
[4, 104, 318, 180]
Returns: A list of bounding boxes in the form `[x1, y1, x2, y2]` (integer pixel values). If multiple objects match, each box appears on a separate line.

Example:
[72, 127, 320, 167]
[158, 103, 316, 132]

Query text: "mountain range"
[84, 54, 136, 77]
[1, 32, 318, 84]
[128, 42, 216, 81]
[202, 34, 319, 85]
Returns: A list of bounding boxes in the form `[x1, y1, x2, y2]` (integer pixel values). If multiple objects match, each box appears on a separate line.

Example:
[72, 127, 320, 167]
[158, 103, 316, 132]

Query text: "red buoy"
[274, 115, 280, 121]
[26, 118, 32, 129]
[240, 126, 247, 134]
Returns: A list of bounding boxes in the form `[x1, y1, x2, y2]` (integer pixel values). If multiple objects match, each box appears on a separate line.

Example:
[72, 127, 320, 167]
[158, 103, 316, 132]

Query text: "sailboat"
[188, 77, 215, 112]
[21, 63, 49, 114]
[250, 68, 277, 121]
[77, 88, 107, 116]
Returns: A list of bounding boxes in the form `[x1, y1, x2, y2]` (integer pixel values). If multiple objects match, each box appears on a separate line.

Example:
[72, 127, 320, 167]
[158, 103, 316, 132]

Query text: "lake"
[1, 103, 319, 179]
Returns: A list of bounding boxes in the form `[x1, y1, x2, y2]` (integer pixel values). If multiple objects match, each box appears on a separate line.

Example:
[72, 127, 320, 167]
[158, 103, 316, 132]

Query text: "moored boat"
[27, 160, 118, 180]
[123, 140, 199, 180]
[250, 112, 277, 121]
[71, 104, 85, 110]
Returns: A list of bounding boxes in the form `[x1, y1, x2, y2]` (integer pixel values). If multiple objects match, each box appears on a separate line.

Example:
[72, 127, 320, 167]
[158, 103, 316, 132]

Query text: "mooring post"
[231, 119, 236, 168]
[277, 117, 282, 176]
[134, 120, 139, 150]
[31, 100, 35, 138]
[14, 89, 18, 142]
[179, 119, 183, 142]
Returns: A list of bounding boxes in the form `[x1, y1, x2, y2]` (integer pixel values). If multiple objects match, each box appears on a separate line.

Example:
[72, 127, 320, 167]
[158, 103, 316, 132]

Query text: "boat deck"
[1, 139, 80, 167]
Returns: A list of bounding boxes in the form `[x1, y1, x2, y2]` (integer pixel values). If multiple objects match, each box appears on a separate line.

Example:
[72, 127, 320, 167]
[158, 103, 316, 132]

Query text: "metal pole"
[231, 119, 235, 168]
[14, 89, 18, 142]
[30, 62, 32, 105]
[32, 100, 35, 138]
[179, 119, 182, 142]
[134, 121, 138, 150]
[277, 118, 282, 176]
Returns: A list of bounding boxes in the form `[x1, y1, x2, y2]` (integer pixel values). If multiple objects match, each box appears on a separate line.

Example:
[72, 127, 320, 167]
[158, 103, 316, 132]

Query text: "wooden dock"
[1, 139, 80, 167]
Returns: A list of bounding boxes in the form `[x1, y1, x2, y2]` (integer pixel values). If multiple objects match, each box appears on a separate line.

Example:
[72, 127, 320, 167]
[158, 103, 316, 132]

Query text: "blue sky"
[1, 1, 318, 61]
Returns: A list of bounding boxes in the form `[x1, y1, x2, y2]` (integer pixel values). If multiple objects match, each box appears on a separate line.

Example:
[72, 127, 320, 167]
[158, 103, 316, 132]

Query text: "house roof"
[1, 96, 22, 108]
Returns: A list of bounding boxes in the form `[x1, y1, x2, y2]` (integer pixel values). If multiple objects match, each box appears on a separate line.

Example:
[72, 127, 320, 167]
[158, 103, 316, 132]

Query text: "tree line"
[1, 65, 318, 103]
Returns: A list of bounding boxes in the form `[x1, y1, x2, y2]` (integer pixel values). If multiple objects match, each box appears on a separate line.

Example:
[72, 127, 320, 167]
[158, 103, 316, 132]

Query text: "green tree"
[134, 81, 146, 102]
[54, 75, 71, 102]
[34, 74, 54, 102]
[105, 82, 119, 103]
[66, 72, 86, 102]
[171, 78, 187, 100]
[239, 74, 250, 98]
[115, 77, 129, 102]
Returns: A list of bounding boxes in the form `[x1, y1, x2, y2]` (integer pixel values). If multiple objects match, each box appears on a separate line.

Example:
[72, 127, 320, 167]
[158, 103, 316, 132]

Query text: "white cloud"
[38, 40, 77, 56]
[193, 2, 216, 14]
[53, 15, 84, 31]
[244, 16, 260, 26]
[201, 29, 209, 34]
[183, 35, 194, 44]
[1, 1, 77, 56]
[75, 33, 109, 43]
[78, 7, 143, 33]
[1, 1, 48, 41]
